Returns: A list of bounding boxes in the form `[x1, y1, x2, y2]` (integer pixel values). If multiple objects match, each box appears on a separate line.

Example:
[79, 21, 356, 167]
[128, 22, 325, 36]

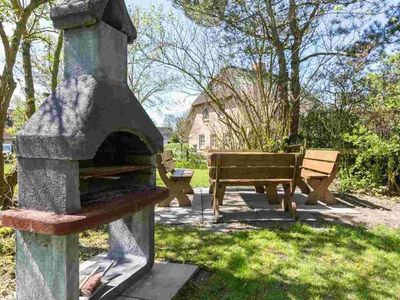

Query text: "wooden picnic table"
[209, 152, 309, 203]
[208, 150, 340, 206]
[208, 152, 299, 220]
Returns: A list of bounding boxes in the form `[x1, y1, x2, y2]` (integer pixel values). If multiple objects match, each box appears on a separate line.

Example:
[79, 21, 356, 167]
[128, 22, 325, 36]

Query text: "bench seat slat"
[171, 169, 193, 179]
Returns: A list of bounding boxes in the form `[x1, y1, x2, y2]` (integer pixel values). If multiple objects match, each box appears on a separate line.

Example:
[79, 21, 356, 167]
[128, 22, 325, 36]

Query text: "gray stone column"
[109, 207, 155, 266]
[16, 231, 79, 300]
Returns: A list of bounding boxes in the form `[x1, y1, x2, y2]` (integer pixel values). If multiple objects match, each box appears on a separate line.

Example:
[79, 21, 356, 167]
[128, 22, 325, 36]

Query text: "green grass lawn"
[1, 224, 400, 299]
[157, 168, 209, 188]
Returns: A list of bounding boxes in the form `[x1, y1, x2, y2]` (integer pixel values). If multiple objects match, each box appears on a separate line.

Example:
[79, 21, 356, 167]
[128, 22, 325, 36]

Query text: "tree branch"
[0, 22, 10, 64]
[300, 51, 355, 63]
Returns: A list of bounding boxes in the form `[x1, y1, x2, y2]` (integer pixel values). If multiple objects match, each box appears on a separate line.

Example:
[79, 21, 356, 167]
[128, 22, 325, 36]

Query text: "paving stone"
[155, 189, 358, 225]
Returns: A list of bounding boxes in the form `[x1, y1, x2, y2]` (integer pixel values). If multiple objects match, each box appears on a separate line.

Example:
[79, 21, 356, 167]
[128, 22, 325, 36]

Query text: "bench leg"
[265, 183, 280, 204]
[322, 190, 337, 205]
[158, 193, 175, 207]
[183, 182, 194, 195]
[175, 190, 192, 206]
[218, 186, 226, 206]
[305, 178, 321, 205]
[255, 185, 265, 193]
[306, 178, 337, 205]
[158, 183, 192, 207]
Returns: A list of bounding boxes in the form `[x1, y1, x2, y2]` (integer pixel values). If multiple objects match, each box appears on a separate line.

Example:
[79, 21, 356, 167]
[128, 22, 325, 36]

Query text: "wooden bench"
[301, 150, 341, 205]
[156, 150, 194, 207]
[208, 153, 299, 221]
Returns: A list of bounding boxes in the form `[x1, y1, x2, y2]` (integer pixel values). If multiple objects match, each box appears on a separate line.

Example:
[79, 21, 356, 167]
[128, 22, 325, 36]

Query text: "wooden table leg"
[265, 183, 280, 204]
[282, 184, 290, 212]
[218, 186, 226, 205]
[255, 185, 265, 193]
[213, 184, 221, 222]
[209, 182, 214, 194]
[283, 184, 298, 220]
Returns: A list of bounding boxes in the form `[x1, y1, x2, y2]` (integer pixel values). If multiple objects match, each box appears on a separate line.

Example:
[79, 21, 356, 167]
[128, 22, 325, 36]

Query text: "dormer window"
[202, 107, 209, 121]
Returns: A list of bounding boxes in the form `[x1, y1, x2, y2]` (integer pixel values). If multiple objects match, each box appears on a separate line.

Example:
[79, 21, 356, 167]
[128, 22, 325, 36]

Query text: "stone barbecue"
[0, 0, 169, 299]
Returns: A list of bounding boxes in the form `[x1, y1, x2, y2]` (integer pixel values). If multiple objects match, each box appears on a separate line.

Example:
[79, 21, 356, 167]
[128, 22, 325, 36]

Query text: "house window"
[202, 107, 209, 121]
[210, 134, 217, 148]
[199, 134, 205, 149]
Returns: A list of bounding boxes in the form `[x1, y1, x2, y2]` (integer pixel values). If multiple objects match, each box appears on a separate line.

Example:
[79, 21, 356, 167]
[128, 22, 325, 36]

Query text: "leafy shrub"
[339, 126, 400, 194]
[165, 143, 207, 169]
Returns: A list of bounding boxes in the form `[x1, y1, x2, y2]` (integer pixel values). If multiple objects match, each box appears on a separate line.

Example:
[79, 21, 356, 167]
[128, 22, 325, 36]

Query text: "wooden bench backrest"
[157, 150, 176, 174]
[301, 150, 340, 177]
[208, 153, 297, 180]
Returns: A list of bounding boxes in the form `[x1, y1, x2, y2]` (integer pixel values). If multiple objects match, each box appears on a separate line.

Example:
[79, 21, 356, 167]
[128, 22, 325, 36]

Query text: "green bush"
[338, 126, 400, 194]
[165, 143, 207, 169]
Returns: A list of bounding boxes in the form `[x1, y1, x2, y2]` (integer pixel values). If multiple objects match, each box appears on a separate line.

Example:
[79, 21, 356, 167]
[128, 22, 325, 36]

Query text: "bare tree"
[142, 15, 287, 150]
[127, 6, 180, 107]
[172, 0, 387, 136]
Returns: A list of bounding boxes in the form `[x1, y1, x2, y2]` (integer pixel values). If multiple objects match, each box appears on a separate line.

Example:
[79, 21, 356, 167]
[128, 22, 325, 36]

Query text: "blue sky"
[127, 0, 172, 9]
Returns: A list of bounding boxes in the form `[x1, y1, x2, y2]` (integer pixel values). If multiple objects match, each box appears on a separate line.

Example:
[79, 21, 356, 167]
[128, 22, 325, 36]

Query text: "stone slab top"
[0, 187, 168, 236]
[50, 0, 137, 43]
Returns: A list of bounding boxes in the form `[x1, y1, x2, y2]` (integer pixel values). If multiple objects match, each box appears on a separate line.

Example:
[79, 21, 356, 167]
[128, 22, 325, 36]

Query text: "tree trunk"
[1, 165, 18, 209]
[22, 39, 36, 119]
[266, 0, 291, 137]
[51, 31, 63, 91]
[288, 0, 303, 137]
[2, 36, 39, 209]
[277, 52, 290, 136]
[290, 44, 301, 136]
[0, 69, 17, 209]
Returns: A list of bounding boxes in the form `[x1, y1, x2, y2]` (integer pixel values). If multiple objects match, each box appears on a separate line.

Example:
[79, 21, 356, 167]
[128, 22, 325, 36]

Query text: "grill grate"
[79, 165, 153, 179]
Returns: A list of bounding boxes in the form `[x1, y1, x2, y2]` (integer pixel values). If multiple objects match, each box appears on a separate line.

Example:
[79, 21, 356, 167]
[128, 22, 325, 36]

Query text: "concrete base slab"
[116, 262, 198, 300]
[79, 253, 148, 300]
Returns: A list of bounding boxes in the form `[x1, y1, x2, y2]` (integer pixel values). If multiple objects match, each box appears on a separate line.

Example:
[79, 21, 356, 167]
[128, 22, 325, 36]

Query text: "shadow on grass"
[155, 224, 400, 300]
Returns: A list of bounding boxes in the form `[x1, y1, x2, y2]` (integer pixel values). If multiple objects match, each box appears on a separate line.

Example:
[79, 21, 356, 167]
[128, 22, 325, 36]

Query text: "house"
[188, 94, 233, 151]
[187, 65, 272, 152]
